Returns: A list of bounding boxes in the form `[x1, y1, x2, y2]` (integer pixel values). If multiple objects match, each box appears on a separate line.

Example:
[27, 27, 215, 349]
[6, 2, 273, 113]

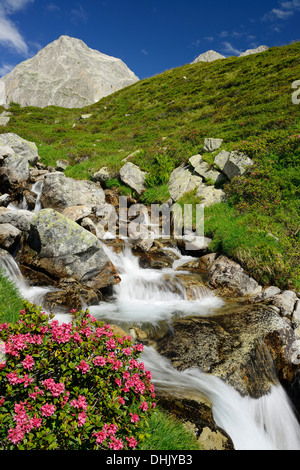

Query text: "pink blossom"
[108, 436, 124, 450]
[78, 411, 87, 427]
[117, 396, 125, 405]
[129, 413, 139, 423]
[126, 436, 137, 449]
[41, 403, 56, 417]
[21, 355, 35, 371]
[8, 426, 24, 444]
[93, 430, 107, 444]
[139, 401, 148, 411]
[93, 356, 106, 366]
[122, 347, 132, 356]
[76, 360, 90, 374]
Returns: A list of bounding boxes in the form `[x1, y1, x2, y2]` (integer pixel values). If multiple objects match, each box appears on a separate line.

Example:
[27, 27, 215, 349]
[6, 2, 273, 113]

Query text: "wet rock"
[25, 208, 120, 293]
[40, 172, 105, 212]
[132, 246, 175, 269]
[272, 291, 297, 318]
[43, 288, 82, 312]
[251, 286, 281, 303]
[23, 190, 37, 211]
[207, 255, 262, 297]
[177, 234, 212, 257]
[0, 194, 11, 207]
[175, 253, 218, 276]
[0, 223, 21, 251]
[155, 389, 234, 450]
[157, 304, 299, 398]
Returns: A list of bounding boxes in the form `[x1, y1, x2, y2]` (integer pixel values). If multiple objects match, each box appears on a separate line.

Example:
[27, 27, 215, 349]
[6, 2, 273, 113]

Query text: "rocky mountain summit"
[192, 45, 268, 63]
[0, 35, 139, 109]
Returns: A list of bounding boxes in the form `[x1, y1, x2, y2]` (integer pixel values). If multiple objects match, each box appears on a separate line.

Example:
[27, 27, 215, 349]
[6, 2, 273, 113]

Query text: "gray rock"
[119, 162, 147, 195]
[177, 234, 212, 256]
[207, 255, 262, 297]
[191, 50, 226, 64]
[0, 194, 11, 207]
[0, 134, 39, 166]
[203, 138, 223, 153]
[0, 35, 139, 108]
[0, 116, 10, 127]
[40, 172, 105, 212]
[189, 155, 225, 185]
[168, 165, 203, 201]
[3, 153, 30, 183]
[239, 45, 268, 57]
[55, 159, 69, 172]
[196, 185, 226, 206]
[92, 167, 113, 184]
[62, 205, 94, 222]
[272, 290, 297, 318]
[0, 223, 21, 250]
[251, 286, 281, 303]
[0, 81, 5, 107]
[214, 151, 254, 180]
[28, 208, 120, 291]
[0, 207, 35, 232]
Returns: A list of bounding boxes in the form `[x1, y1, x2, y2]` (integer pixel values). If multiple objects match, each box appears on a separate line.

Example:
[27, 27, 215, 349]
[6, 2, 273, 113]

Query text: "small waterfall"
[0, 251, 52, 307]
[31, 180, 44, 213]
[142, 346, 300, 450]
[90, 243, 224, 325]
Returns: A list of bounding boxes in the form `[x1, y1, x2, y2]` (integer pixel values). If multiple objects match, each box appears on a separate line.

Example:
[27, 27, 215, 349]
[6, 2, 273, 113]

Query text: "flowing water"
[1, 201, 300, 450]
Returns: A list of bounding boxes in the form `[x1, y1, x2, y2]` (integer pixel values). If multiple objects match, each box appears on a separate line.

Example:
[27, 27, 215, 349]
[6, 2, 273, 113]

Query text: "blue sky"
[0, 0, 299, 79]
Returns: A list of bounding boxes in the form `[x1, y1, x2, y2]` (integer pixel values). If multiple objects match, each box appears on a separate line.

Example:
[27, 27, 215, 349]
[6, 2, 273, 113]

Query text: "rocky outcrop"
[0, 35, 139, 108]
[40, 172, 105, 212]
[191, 50, 226, 64]
[157, 304, 299, 398]
[214, 150, 254, 180]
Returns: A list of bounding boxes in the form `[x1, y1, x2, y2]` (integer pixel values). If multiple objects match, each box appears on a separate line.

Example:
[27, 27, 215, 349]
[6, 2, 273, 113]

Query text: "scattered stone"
[251, 286, 281, 303]
[119, 162, 147, 195]
[81, 114, 92, 119]
[203, 138, 223, 153]
[55, 159, 69, 172]
[92, 167, 114, 184]
[168, 165, 203, 201]
[214, 151, 254, 180]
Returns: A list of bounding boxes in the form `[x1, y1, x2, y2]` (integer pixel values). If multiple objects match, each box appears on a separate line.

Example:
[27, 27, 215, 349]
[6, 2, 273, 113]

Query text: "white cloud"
[222, 41, 242, 56]
[262, 0, 300, 21]
[141, 49, 148, 55]
[0, 0, 34, 56]
[71, 5, 88, 24]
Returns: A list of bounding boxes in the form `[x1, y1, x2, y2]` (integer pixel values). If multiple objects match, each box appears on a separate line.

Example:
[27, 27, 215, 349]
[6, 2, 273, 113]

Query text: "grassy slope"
[0, 41, 299, 289]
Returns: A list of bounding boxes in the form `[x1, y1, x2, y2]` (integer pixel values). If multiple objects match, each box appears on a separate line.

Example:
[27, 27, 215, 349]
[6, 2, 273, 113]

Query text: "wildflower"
[93, 430, 107, 444]
[93, 356, 106, 366]
[76, 360, 90, 374]
[126, 436, 137, 449]
[109, 436, 124, 450]
[41, 403, 56, 417]
[21, 355, 35, 371]
[78, 411, 87, 427]
[8, 426, 24, 444]
[129, 413, 139, 423]
[139, 402, 148, 411]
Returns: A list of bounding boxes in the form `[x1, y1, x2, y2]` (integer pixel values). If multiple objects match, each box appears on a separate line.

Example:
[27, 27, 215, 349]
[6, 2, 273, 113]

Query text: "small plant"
[0, 302, 156, 450]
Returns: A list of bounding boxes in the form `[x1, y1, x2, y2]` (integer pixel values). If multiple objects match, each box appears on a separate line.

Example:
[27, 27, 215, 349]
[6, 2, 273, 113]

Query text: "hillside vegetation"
[0, 41, 299, 290]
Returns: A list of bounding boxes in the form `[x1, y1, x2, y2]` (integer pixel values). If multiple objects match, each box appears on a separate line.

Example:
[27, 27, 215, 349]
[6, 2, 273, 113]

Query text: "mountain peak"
[0, 36, 139, 108]
[191, 50, 226, 64]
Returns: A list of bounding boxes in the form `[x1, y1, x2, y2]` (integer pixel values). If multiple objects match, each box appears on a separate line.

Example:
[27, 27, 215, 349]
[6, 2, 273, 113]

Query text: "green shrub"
[0, 302, 155, 450]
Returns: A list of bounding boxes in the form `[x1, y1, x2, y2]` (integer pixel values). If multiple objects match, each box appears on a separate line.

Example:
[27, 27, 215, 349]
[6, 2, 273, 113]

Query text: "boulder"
[177, 234, 213, 256]
[157, 304, 299, 398]
[203, 138, 223, 153]
[207, 255, 262, 297]
[251, 286, 281, 303]
[168, 165, 203, 201]
[0, 223, 22, 251]
[40, 172, 105, 212]
[196, 185, 226, 206]
[55, 159, 69, 172]
[62, 205, 94, 223]
[0, 134, 39, 166]
[0, 207, 35, 232]
[119, 162, 147, 195]
[214, 151, 254, 180]
[189, 155, 226, 184]
[272, 291, 297, 318]
[92, 167, 114, 184]
[0, 194, 11, 207]
[25, 208, 120, 292]
[3, 153, 30, 184]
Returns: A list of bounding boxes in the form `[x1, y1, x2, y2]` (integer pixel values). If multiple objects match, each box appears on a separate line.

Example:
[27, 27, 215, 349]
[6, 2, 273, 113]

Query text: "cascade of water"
[142, 346, 300, 451]
[31, 180, 44, 213]
[0, 251, 52, 307]
[90, 243, 223, 325]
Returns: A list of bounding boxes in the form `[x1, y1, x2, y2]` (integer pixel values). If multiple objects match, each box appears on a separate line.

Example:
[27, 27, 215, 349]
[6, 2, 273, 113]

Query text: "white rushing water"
[1, 206, 300, 449]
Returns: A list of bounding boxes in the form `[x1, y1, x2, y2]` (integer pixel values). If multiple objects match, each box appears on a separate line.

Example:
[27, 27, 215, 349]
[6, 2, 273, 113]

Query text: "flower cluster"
[0, 302, 155, 450]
